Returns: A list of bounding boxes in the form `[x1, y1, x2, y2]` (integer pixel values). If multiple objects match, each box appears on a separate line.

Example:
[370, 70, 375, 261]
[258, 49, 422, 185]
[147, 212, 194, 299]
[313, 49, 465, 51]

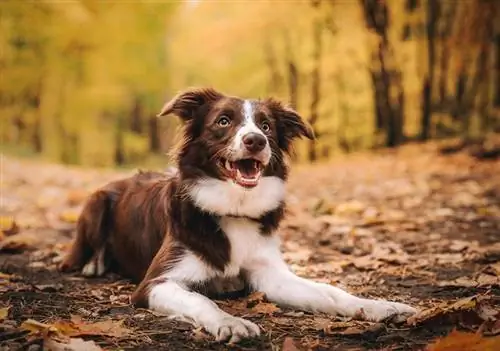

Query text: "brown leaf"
[0, 233, 37, 253]
[21, 316, 131, 339]
[20, 319, 65, 341]
[282, 336, 300, 351]
[247, 291, 266, 305]
[0, 306, 9, 321]
[426, 330, 500, 351]
[251, 302, 281, 315]
[45, 337, 102, 351]
[407, 295, 495, 327]
[59, 315, 131, 337]
[0, 216, 20, 236]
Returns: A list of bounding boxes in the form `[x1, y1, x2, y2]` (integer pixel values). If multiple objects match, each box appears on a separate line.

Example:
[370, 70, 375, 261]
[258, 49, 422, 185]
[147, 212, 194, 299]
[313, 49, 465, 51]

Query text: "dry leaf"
[0, 216, 20, 236]
[20, 319, 66, 341]
[45, 337, 102, 351]
[426, 330, 500, 351]
[0, 306, 9, 321]
[21, 316, 131, 340]
[282, 336, 300, 351]
[67, 315, 131, 337]
[251, 302, 281, 315]
[59, 209, 80, 223]
[407, 295, 494, 327]
[0, 233, 37, 253]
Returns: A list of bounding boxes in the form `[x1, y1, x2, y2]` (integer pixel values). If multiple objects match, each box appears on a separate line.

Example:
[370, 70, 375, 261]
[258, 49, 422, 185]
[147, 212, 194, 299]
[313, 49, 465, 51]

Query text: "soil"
[1, 143, 499, 350]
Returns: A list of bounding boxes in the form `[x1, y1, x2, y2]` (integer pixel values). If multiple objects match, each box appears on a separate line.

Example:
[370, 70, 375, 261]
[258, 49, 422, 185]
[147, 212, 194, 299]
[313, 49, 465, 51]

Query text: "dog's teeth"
[225, 160, 232, 171]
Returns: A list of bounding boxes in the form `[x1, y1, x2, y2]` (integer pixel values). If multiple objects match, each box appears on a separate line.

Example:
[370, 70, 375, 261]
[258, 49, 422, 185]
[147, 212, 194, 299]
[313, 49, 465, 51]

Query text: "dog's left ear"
[157, 87, 224, 121]
[266, 98, 314, 150]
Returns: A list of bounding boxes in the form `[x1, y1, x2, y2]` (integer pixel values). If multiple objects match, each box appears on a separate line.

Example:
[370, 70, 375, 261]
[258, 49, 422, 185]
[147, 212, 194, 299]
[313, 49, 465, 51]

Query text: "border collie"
[60, 88, 417, 343]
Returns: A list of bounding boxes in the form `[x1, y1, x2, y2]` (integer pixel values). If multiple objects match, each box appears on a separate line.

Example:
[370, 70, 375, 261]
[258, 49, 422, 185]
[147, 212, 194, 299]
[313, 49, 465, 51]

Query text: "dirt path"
[1, 144, 499, 350]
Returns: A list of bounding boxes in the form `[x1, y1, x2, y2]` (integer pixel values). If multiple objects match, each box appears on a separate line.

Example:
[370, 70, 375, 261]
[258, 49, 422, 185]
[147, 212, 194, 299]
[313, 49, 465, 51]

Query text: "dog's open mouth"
[221, 158, 264, 188]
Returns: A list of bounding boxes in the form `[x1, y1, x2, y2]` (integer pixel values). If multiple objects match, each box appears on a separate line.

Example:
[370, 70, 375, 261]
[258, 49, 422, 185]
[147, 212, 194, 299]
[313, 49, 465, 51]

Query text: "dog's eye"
[261, 121, 271, 133]
[217, 116, 231, 127]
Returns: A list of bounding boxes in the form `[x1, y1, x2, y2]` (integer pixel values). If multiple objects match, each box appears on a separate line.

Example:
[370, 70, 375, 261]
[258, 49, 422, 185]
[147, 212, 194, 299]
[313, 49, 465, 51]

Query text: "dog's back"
[59, 170, 174, 282]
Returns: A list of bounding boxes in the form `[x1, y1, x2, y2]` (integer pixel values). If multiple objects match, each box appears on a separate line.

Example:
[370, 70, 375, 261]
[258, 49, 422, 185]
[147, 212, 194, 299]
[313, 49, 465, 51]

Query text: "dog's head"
[158, 87, 313, 188]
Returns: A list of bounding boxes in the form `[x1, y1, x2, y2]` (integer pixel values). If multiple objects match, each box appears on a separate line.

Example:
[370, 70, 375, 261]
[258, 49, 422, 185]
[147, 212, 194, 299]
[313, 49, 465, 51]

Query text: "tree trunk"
[115, 118, 125, 166]
[360, 0, 405, 148]
[263, 40, 282, 94]
[494, 33, 500, 108]
[284, 31, 298, 110]
[438, 3, 456, 105]
[308, 0, 322, 161]
[130, 96, 143, 134]
[148, 115, 160, 153]
[420, 0, 439, 141]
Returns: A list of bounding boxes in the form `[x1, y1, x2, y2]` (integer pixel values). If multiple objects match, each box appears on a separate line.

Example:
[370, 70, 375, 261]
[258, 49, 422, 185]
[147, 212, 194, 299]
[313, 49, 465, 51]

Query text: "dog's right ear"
[157, 87, 224, 121]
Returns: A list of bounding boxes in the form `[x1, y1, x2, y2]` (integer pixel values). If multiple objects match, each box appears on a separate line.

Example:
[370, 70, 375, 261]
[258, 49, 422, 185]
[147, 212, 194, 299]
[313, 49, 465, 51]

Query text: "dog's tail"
[59, 189, 115, 272]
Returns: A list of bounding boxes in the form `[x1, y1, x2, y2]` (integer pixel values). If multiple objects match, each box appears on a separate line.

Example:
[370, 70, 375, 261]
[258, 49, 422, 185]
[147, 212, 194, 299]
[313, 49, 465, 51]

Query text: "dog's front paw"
[358, 300, 417, 323]
[206, 314, 260, 343]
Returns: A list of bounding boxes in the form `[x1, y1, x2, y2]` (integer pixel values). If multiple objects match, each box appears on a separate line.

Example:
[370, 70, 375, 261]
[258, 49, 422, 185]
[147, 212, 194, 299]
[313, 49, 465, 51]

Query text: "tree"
[360, 0, 405, 147]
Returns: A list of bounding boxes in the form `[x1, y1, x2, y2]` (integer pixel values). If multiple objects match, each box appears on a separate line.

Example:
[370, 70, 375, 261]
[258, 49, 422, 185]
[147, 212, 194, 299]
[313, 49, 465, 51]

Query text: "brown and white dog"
[60, 87, 417, 343]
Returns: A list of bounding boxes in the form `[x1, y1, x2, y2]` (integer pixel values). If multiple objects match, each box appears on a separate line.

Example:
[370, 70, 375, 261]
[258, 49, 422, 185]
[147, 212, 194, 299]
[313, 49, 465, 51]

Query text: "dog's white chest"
[219, 216, 269, 276]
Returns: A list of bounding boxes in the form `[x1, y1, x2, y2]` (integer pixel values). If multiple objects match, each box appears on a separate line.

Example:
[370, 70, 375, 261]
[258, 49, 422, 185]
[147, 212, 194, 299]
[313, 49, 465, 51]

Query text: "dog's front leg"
[247, 247, 417, 322]
[146, 280, 260, 343]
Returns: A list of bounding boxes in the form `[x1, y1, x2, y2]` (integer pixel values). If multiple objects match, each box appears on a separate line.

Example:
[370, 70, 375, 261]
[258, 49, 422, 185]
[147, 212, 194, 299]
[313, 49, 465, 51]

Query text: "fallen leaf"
[66, 315, 131, 337]
[0, 306, 9, 321]
[247, 291, 266, 305]
[35, 284, 64, 292]
[20, 319, 65, 341]
[476, 274, 499, 287]
[251, 302, 281, 315]
[0, 233, 37, 253]
[426, 330, 500, 351]
[191, 327, 210, 341]
[21, 316, 132, 340]
[407, 295, 495, 328]
[45, 337, 102, 351]
[59, 209, 81, 223]
[0, 216, 20, 236]
[282, 337, 300, 351]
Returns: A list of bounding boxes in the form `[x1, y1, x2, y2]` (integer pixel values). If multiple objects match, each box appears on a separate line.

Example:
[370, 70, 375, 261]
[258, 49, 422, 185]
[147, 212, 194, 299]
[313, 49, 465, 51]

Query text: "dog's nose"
[242, 133, 267, 153]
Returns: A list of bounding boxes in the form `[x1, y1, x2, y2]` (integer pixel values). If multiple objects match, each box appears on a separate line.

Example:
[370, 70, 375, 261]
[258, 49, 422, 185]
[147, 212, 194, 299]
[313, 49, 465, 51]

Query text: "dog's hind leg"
[59, 190, 113, 276]
[81, 247, 107, 277]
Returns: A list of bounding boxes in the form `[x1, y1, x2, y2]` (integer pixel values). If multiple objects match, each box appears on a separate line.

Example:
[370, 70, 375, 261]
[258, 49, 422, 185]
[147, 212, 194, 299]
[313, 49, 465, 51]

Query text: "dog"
[60, 87, 417, 343]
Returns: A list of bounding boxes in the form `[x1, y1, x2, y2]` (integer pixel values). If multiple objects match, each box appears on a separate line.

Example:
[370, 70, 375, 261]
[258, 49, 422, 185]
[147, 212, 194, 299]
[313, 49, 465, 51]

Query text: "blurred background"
[1, 0, 499, 168]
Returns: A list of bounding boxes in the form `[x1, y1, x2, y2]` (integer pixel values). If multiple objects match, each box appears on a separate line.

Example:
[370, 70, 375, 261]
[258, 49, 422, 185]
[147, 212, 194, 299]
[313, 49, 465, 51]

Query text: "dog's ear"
[266, 98, 314, 151]
[157, 87, 224, 121]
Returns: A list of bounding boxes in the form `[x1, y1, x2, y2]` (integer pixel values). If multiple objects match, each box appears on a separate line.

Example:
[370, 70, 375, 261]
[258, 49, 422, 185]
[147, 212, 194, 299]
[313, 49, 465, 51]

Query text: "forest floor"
[1, 143, 500, 351]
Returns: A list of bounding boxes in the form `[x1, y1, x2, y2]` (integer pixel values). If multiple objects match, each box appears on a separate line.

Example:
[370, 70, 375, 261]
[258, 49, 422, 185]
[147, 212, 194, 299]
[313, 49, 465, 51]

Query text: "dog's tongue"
[235, 159, 259, 178]
[233, 159, 262, 187]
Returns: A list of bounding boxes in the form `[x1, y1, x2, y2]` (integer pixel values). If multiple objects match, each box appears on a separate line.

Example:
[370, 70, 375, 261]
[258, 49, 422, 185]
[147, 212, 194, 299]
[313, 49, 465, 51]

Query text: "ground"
[1, 143, 499, 351]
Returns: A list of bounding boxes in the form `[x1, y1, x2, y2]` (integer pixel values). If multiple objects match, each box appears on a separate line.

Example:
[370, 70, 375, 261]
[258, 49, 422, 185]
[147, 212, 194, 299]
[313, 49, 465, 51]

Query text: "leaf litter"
[1, 145, 500, 350]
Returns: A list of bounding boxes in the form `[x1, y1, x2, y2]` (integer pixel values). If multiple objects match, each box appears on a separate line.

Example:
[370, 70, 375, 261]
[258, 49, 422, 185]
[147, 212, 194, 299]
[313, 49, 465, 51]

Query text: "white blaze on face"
[231, 100, 271, 163]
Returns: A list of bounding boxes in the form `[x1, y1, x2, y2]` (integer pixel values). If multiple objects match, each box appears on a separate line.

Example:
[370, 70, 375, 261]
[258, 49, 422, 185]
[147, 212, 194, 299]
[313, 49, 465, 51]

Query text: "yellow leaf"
[0, 216, 14, 230]
[59, 210, 81, 223]
[0, 306, 9, 321]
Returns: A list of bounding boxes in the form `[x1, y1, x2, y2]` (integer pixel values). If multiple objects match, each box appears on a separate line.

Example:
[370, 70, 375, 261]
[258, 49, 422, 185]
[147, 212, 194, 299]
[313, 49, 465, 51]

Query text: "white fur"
[81, 248, 106, 277]
[149, 217, 269, 342]
[148, 213, 417, 342]
[188, 176, 285, 218]
[229, 100, 271, 164]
